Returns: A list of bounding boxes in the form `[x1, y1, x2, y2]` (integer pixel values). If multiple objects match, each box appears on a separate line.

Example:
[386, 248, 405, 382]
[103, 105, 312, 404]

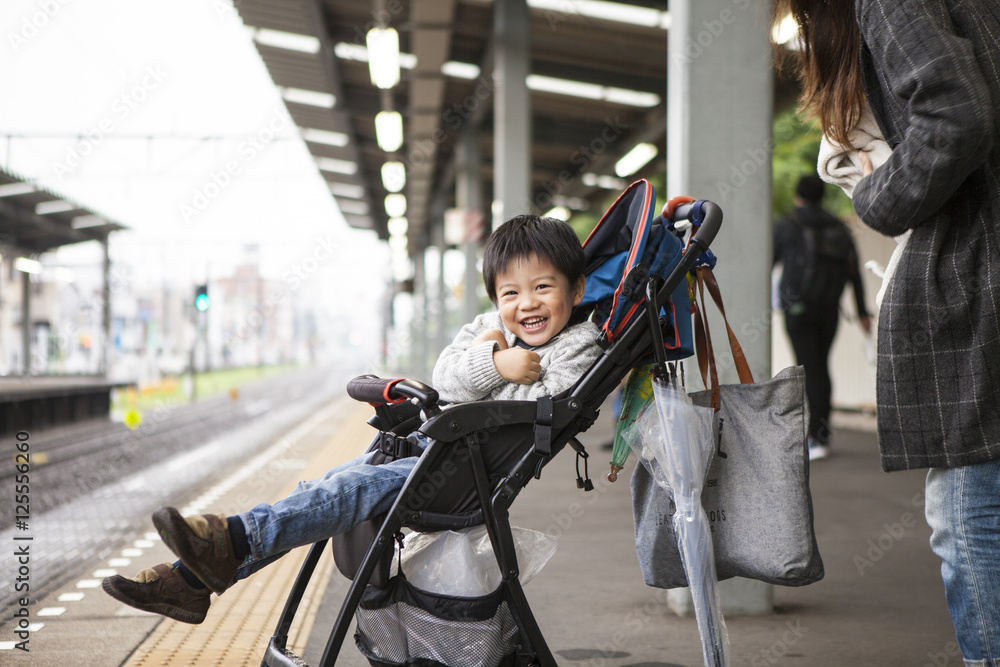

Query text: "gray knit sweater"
[432, 312, 602, 404]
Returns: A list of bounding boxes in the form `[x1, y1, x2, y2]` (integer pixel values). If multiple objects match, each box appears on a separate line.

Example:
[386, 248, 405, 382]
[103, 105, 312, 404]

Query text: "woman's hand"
[493, 348, 542, 385]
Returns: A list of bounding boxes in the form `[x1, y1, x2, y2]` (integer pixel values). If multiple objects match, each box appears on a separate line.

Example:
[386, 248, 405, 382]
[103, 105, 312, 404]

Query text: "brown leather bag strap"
[699, 267, 754, 385]
[693, 271, 722, 410]
[690, 275, 711, 390]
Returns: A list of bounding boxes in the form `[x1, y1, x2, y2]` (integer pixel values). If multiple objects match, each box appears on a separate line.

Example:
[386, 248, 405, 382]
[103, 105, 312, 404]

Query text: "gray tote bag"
[631, 267, 824, 589]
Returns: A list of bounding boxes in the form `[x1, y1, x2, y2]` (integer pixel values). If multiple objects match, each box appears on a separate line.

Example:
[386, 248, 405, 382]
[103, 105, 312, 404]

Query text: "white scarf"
[817, 104, 906, 310]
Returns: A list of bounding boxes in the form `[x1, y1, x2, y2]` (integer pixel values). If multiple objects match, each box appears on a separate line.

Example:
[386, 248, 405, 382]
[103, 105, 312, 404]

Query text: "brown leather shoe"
[152, 507, 241, 594]
[102, 562, 210, 624]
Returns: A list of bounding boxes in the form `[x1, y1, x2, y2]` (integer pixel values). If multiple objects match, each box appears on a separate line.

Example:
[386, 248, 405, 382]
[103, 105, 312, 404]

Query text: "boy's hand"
[473, 329, 508, 349]
[493, 348, 542, 385]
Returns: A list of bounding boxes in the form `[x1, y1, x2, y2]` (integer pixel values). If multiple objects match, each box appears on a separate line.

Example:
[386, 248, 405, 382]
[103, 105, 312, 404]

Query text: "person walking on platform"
[773, 173, 871, 460]
[772, 0, 1000, 663]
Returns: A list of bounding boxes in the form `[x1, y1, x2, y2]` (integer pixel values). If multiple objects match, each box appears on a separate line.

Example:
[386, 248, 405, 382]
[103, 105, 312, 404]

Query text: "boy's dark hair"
[482, 215, 585, 304]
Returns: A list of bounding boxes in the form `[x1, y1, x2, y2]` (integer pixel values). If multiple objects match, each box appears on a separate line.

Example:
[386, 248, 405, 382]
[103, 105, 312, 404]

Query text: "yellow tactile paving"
[125, 403, 376, 666]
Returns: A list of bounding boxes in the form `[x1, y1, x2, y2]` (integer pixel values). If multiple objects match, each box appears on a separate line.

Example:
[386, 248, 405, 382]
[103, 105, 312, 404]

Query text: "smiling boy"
[433, 214, 602, 402]
[103, 214, 602, 624]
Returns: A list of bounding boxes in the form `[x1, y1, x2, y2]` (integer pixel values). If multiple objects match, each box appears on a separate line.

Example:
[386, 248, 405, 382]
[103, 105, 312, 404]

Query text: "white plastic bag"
[394, 525, 558, 597]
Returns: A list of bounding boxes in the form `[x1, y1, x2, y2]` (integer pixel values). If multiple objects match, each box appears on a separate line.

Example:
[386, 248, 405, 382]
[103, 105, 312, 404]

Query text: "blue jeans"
[233, 449, 419, 582]
[925, 458, 1000, 666]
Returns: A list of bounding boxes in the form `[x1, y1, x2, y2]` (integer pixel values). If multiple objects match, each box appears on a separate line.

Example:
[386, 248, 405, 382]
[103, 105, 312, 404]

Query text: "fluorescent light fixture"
[381, 161, 406, 193]
[615, 143, 658, 177]
[334, 42, 416, 69]
[385, 193, 407, 218]
[280, 87, 335, 108]
[375, 111, 404, 152]
[72, 215, 106, 229]
[603, 88, 661, 107]
[584, 173, 629, 190]
[14, 258, 42, 274]
[253, 28, 320, 54]
[528, 75, 603, 100]
[388, 216, 408, 237]
[366, 28, 400, 89]
[36, 200, 75, 215]
[772, 14, 800, 46]
[337, 199, 370, 215]
[328, 182, 365, 198]
[527, 75, 660, 107]
[0, 182, 34, 197]
[544, 206, 571, 221]
[316, 157, 358, 175]
[301, 128, 349, 147]
[388, 235, 408, 252]
[527, 0, 669, 29]
[442, 61, 481, 80]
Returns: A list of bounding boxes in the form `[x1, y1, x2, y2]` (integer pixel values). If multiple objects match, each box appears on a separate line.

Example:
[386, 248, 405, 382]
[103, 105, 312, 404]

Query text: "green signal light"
[195, 294, 210, 311]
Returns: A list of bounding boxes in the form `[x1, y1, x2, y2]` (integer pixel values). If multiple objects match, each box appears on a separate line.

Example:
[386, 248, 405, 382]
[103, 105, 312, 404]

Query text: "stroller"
[261, 181, 723, 667]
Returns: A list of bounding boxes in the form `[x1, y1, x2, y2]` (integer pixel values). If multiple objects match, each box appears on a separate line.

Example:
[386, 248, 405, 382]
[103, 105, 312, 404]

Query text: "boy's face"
[494, 253, 586, 347]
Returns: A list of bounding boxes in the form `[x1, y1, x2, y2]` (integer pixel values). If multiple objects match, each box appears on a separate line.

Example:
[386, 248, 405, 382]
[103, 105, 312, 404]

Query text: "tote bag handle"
[690, 265, 754, 410]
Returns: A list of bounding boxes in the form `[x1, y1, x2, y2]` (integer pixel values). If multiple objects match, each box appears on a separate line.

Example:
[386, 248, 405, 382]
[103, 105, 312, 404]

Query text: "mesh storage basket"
[355, 575, 522, 667]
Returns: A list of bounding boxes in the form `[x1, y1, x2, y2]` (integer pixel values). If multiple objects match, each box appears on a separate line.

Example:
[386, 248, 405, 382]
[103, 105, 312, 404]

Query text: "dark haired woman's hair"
[481, 215, 585, 304]
[771, 0, 866, 147]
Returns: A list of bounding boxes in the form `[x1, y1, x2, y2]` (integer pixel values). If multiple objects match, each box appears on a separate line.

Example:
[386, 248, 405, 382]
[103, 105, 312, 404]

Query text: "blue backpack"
[578, 180, 695, 360]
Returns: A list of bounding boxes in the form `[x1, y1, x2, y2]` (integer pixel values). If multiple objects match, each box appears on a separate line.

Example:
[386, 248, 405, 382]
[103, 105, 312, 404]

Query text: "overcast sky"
[0, 0, 388, 305]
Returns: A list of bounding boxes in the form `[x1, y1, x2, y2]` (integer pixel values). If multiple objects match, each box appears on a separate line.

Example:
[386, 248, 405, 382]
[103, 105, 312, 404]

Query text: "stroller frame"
[261, 201, 722, 667]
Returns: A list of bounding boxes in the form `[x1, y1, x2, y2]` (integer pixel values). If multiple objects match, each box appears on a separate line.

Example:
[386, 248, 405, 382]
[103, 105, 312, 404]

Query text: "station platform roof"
[0, 166, 127, 253]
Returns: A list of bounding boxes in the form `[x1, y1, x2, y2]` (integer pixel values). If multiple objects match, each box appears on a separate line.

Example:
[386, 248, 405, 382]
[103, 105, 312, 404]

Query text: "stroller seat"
[261, 185, 723, 667]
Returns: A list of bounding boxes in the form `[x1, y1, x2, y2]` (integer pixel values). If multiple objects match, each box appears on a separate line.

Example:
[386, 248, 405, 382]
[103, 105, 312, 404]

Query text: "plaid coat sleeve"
[855, 0, 1000, 471]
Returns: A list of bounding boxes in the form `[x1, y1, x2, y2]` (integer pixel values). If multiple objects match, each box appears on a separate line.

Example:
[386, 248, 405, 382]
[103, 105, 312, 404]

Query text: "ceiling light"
[603, 88, 660, 107]
[528, 75, 603, 100]
[366, 28, 400, 89]
[388, 216, 408, 237]
[527, 0, 668, 29]
[334, 42, 416, 69]
[36, 200, 75, 215]
[381, 162, 406, 192]
[337, 199, 370, 215]
[375, 111, 404, 152]
[253, 28, 320, 54]
[526, 75, 660, 107]
[0, 182, 35, 197]
[615, 143, 658, 177]
[328, 182, 365, 198]
[14, 258, 42, 274]
[316, 157, 358, 175]
[72, 215, 107, 229]
[544, 206, 571, 221]
[442, 61, 481, 80]
[301, 128, 349, 147]
[388, 235, 408, 252]
[385, 193, 407, 218]
[280, 87, 335, 108]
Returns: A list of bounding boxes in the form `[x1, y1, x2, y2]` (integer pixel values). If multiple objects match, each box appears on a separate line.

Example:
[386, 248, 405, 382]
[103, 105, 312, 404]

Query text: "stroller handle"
[347, 375, 440, 409]
[671, 200, 723, 251]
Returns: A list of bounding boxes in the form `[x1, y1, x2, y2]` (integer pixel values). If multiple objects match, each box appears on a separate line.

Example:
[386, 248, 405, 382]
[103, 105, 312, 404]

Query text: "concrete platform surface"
[3, 395, 961, 667]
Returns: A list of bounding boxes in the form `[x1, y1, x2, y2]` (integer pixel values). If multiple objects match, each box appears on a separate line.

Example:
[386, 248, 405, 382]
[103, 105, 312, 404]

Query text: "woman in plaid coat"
[773, 0, 1000, 662]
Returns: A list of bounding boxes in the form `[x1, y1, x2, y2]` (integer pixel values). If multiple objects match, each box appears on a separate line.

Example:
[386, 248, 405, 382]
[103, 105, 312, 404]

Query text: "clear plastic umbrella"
[631, 374, 729, 667]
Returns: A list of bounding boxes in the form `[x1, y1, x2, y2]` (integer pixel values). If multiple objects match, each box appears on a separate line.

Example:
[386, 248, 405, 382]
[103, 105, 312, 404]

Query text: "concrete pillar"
[456, 129, 484, 324]
[434, 227, 448, 359]
[101, 237, 111, 376]
[20, 264, 30, 376]
[667, 0, 775, 616]
[412, 249, 429, 381]
[492, 0, 531, 227]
